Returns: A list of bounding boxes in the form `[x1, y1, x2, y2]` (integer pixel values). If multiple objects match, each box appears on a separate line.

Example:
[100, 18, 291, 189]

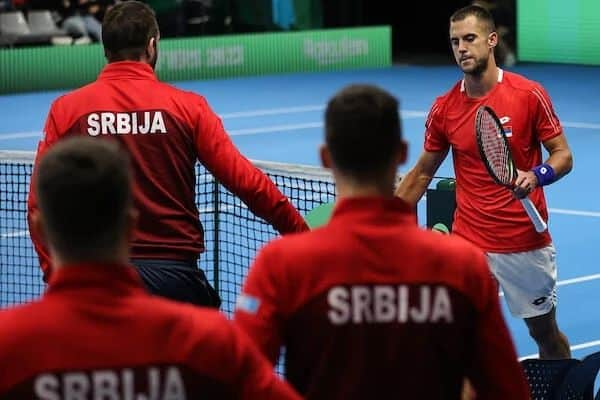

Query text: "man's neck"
[464, 66, 499, 98]
[334, 176, 395, 199]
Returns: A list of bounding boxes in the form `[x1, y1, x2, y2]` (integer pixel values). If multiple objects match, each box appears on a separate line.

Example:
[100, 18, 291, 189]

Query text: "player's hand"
[513, 169, 538, 198]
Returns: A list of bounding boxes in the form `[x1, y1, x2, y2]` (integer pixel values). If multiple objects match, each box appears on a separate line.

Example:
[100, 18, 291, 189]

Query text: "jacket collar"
[98, 61, 157, 81]
[46, 263, 146, 297]
[329, 196, 416, 225]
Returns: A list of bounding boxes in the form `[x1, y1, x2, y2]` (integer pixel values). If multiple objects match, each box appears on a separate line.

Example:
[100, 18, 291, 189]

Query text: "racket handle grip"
[519, 197, 548, 233]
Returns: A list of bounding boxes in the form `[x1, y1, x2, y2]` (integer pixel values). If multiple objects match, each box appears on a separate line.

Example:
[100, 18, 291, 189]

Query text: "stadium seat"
[521, 358, 581, 400]
[556, 351, 600, 400]
[0, 10, 30, 35]
[0, 10, 51, 46]
[27, 10, 67, 36]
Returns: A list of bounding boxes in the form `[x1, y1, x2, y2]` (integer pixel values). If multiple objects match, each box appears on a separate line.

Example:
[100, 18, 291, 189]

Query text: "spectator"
[28, 0, 109, 43]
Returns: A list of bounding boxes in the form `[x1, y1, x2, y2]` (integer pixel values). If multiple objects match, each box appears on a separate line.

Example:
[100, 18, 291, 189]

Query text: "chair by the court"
[521, 353, 600, 400]
[521, 358, 581, 400]
[556, 351, 600, 400]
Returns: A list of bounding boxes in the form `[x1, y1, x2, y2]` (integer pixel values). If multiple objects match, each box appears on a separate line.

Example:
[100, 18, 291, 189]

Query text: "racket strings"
[479, 111, 513, 185]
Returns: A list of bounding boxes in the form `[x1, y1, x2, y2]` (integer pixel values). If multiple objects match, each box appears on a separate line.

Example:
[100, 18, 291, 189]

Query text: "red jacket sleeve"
[229, 323, 301, 400]
[189, 312, 300, 400]
[27, 107, 61, 282]
[467, 253, 530, 399]
[234, 243, 285, 365]
[194, 97, 309, 235]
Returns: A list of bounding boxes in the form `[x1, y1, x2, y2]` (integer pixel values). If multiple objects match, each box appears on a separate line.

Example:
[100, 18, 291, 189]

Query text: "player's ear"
[146, 37, 157, 58]
[30, 209, 48, 247]
[488, 31, 498, 49]
[319, 144, 333, 169]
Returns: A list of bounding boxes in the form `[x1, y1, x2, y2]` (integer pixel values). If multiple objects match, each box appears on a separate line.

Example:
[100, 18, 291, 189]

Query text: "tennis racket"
[475, 105, 547, 233]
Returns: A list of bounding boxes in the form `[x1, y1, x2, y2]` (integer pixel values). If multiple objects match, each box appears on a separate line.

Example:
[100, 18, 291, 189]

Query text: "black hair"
[325, 84, 402, 179]
[102, 1, 159, 62]
[36, 137, 132, 260]
[450, 4, 497, 33]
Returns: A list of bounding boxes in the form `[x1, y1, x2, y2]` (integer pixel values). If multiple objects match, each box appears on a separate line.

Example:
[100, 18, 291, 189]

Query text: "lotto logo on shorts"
[532, 296, 547, 306]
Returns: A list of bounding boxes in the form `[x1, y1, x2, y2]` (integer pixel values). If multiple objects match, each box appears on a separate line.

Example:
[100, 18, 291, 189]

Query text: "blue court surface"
[1, 62, 599, 362]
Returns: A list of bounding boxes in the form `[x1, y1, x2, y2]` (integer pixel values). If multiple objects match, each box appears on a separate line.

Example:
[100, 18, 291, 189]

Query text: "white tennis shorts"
[486, 244, 557, 319]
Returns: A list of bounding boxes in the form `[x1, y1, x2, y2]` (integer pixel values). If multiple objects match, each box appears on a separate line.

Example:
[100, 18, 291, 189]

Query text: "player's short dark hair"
[36, 137, 132, 260]
[325, 84, 402, 179]
[102, 1, 159, 62]
[450, 4, 496, 34]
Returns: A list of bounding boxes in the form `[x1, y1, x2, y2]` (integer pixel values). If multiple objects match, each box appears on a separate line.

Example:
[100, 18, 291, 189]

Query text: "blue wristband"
[532, 163, 556, 186]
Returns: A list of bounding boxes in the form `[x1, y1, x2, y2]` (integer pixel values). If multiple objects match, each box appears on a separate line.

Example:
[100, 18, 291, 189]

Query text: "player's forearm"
[545, 147, 573, 181]
[394, 168, 432, 207]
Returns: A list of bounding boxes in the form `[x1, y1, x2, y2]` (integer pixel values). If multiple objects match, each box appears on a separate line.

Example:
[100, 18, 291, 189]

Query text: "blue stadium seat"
[557, 351, 600, 400]
[521, 358, 581, 400]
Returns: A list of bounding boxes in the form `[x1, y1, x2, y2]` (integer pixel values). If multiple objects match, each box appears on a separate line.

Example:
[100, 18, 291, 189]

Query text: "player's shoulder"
[155, 81, 206, 102]
[51, 81, 97, 109]
[259, 227, 337, 260]
[159, 299, 245, 352]
[155, 82, 214, 117]
[501, 70, 544, 92]
[0, 299, 54, 346]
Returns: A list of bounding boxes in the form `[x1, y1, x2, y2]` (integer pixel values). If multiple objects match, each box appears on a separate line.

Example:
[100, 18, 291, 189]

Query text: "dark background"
[322, 0, 472, 63]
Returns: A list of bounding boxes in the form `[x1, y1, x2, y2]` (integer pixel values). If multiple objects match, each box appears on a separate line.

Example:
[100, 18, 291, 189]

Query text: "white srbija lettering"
[34, 366, 185, 400]
[328, 285, 453, 324]
[87, 111, 167, 136]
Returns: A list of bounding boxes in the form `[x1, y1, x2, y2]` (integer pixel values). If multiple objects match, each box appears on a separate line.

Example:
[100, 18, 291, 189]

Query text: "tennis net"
[0, 150, 335, 314]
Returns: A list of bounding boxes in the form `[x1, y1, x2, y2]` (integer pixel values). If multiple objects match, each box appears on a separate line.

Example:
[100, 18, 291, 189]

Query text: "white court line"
[220, 105, 324, 118]
[1, 107, 599, 140]
[558, 273, 600, 286]
[0, 131, 41, 140]
[499, 273, 600, 297]
[221, 106, 428, 119]
[0, 112, 426, 140]
[519, 340, 600, 360]
[230, 122, 322, 136]
[0, 229, 29, 238]
[563, 121, 600, 130]
[549, 208, 600, 218]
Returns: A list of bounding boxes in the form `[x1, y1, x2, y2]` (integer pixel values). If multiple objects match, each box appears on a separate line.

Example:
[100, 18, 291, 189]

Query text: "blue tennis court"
[1, 62, 599, 362]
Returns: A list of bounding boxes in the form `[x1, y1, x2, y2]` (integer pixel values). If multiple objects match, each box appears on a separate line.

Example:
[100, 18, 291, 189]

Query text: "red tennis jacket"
[27, 61, 308, 281]
[0, 263, 301, 400]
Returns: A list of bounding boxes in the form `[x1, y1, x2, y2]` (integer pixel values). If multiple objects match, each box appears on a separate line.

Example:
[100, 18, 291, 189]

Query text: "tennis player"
[1, 137, 301, 400]
[395, 5, 573, 359]
[234, 84, 529, 399]
[27, 1, 309, 307]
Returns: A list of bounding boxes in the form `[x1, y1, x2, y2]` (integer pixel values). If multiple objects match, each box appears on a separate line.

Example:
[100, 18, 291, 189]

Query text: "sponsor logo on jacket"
[87, 111, 167, 136]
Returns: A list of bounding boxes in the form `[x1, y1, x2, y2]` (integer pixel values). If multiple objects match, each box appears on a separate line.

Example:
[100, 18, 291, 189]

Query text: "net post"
[212, 179, 220, 295]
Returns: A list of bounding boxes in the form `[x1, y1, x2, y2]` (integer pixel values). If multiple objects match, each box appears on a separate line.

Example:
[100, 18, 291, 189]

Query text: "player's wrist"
[531, 163, 556, 186]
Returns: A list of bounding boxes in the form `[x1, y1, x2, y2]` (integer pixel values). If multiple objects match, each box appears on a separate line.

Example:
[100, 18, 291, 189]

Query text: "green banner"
[0, 26, 390, 94]
[517, 0, 600, 65]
